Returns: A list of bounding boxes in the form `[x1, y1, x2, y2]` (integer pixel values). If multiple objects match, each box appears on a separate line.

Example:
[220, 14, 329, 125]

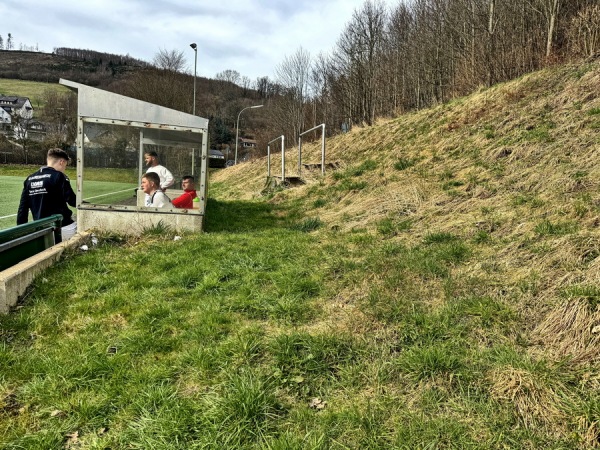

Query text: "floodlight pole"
[190, 43, 197, 116]
[190, 43, 197, 175]
[235, 104, 263, 165]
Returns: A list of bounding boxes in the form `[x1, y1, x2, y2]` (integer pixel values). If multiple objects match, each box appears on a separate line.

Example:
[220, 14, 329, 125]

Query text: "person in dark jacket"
[17, 148, 77, 240]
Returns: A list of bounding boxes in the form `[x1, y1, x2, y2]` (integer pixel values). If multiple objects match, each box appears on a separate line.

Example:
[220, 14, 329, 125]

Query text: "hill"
[215, 56, 600, 313]
[0, 78, 71, 111]
[1, 59, 599, 448]
[0, 49, 145, 87]
[0, 49, 268, 155]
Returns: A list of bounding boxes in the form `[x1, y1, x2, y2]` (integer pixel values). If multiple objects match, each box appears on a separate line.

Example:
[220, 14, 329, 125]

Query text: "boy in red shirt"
[171, 175, 197, 209]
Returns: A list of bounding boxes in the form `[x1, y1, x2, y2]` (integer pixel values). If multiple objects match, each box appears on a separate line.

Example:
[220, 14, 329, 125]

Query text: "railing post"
[281, 135, 285, 184]
[298, 124, 326, 175]
[298, 136, 302, 177]
[267, 135, 285, 183]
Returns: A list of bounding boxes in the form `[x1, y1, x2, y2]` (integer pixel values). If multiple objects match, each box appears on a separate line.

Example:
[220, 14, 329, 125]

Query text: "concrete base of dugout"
[77, 207, 203, 236]
[0, 233, 88, 314]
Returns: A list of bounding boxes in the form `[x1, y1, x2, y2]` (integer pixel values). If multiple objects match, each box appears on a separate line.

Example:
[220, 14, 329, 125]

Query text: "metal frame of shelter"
[60, 79, 210, 235]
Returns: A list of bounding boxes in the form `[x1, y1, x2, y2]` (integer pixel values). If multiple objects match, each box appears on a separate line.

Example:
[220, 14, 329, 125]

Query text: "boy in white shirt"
[141, 172, 171, 207]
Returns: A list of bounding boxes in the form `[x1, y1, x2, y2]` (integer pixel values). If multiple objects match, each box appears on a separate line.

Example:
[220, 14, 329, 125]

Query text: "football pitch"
[0, 175, 138, 231]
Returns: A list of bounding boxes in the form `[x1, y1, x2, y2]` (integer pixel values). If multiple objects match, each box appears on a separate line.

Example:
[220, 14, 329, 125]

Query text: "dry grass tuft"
[532, 299, 600, 365]
[488, 366, 565, 430]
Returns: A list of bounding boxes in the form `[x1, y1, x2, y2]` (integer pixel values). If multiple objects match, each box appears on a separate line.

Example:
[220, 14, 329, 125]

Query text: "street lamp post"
[235, 104, 263, 165]
[190, 43, 197, 115]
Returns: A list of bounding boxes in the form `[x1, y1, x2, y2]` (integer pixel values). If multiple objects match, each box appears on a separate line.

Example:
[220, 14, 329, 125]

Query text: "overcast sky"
[0, 0, 389, 81]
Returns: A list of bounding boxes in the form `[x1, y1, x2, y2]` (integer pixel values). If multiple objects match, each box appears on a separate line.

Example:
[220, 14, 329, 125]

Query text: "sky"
[0, 0, 387, 81]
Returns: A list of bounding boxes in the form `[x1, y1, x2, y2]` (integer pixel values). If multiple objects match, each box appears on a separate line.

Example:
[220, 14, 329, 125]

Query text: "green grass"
[0, 176, 26, 228]
[3, 61, 600, 448]
[0, 167, 140, 229]
[0, 190, 594, 449]
[534, 219, 578, 236]
[0, 79, 70, 112]
[393, 157, 416, 171]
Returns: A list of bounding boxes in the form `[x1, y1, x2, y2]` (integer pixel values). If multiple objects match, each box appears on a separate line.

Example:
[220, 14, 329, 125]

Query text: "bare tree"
[568, 4, 600, 57]
[384, 2, 415, 112]
[40, 89, 77, 148]
[273, 47, 312, 145]
[547, 0, 561, 57]
[215, 69, 241, 85]
[152, 48, 187, 72]
[309, 0, 594, 130]
[333, 0, 387, 125]
[240, 76, 253, 97]
[253, 76, 282, 99]
[524, 0, 562, 58]
[118, 67, 192, 112]
[115, 49, 194, 113]
[309, 52, 336, 131]
[10, 110, 32, 163]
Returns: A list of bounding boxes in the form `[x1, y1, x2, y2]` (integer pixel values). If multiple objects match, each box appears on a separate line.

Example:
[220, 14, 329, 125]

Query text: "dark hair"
[142, 171, 161, 187]
[182, 175, 194, 182]
[145, 151, 158, 158]
[47, 147, 69, 161]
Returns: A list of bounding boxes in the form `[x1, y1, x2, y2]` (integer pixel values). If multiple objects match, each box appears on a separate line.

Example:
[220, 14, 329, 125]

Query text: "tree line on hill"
[114, 0, 600, 159]
[1, 0, 599, 166]
[53, 47, 149, 74]
[279, 0, 599, 137]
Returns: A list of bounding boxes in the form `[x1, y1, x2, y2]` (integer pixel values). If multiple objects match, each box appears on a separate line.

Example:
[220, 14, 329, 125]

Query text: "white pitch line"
[84, 188, 135, 201]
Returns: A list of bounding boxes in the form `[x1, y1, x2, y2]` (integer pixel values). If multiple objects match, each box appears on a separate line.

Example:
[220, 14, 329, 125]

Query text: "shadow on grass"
[204, 198, 285, 233]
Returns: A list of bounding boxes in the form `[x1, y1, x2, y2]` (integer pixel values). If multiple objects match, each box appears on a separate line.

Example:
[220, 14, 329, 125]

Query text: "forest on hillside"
[116, 0, 600, 153]
[0, 48, 147, 86]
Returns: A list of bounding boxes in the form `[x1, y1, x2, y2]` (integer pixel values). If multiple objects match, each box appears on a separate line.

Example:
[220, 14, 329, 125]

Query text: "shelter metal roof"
[59, 79, 208, 130]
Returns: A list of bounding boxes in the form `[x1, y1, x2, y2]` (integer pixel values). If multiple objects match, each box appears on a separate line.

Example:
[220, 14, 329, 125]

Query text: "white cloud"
[0, 0, 386, 80]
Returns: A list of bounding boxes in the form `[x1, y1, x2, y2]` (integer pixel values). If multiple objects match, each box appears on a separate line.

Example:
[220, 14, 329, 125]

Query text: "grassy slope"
[0, 60, 599, 448]
[214, 59, 600, 330]
[0, 79, 70, 111]
[212, 59, 600, 441]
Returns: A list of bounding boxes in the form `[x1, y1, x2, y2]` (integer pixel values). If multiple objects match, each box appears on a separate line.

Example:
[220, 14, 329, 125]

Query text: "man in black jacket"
[17, 148, 77, 241]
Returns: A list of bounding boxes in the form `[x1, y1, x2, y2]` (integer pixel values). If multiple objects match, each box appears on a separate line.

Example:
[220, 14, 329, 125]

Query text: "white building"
[0, 95, 34, 138]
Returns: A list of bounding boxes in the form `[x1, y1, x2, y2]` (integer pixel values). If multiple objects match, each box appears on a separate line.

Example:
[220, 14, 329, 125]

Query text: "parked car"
[208, 149, 226, 168]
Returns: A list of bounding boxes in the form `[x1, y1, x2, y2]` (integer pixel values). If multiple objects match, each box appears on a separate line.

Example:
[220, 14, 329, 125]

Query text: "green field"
[81, 181, 138, 205]
[0, 168, 139, 230]
[0, 79, 69, 111]
[0, 176, 27, 229]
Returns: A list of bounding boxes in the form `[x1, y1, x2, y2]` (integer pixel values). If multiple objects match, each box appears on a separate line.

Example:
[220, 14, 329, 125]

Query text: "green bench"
[0, 215, 63, 272]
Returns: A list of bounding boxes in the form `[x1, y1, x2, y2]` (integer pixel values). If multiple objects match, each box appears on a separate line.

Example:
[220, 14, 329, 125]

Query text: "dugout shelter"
[60, 79, 209, 235]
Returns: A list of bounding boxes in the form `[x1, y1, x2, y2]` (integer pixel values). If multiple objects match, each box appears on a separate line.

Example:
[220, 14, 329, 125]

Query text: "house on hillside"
[0, 106, 9, 125]
[239, 137, 257, 149]
[25, 120, 46, 141]
[0, 95, 34, 138]
[0, 95, 33, 121]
